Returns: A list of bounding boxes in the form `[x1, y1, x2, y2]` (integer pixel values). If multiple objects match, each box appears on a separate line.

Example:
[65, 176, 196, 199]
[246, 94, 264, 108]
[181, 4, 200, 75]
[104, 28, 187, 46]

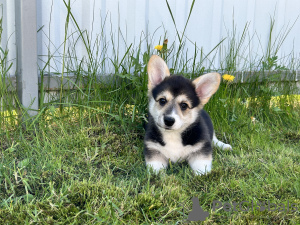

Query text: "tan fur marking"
[145, 153, 168, 162]
[155, 91, 173, 102]
[189, 153, 213, 162]
[176, 95, 192, 108]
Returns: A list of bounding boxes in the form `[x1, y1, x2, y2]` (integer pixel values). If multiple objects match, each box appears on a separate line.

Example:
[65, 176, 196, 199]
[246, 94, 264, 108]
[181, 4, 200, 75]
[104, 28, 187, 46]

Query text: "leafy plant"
[262, 55, 288, 70]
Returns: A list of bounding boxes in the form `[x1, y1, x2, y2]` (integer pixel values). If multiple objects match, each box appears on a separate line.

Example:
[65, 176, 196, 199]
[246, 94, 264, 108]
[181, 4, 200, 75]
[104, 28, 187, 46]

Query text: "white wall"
[1, 0, 300, 75]
[0, 0, 16, 75]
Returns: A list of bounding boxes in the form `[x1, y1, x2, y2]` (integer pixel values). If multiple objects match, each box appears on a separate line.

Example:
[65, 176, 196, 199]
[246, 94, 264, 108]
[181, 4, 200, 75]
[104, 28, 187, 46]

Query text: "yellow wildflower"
[222, 74, 235, 82]
[154, 45, 163, 51]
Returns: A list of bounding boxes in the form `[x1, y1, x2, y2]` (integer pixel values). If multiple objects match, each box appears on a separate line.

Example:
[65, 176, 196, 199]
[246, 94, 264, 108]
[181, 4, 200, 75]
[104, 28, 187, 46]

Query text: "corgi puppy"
[144, 55, 232, 175]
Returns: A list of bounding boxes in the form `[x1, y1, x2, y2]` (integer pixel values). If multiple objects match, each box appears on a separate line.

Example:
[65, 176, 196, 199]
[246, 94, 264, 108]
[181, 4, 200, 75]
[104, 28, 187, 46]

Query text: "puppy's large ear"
[147, 55, 170, 90]
[192, 73, 221, 105]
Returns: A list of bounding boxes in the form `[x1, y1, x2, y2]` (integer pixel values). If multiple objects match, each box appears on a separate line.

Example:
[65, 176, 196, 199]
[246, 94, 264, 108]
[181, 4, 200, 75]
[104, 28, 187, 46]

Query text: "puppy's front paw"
[146, 161, 167, 174]
[189, 159, 212, 176]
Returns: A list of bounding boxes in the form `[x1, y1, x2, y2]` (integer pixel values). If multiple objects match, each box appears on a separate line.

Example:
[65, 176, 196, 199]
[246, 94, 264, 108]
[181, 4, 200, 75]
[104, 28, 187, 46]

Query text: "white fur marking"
[168, 108, 183, 130]
[146, 160, 167, 173]
[189, 159, 212, 175]
[146, 134, 204, 163]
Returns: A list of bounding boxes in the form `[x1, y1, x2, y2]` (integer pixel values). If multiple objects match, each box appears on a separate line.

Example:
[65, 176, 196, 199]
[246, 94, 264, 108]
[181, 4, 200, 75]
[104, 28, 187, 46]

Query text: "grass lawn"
[0, 88, 299, 224]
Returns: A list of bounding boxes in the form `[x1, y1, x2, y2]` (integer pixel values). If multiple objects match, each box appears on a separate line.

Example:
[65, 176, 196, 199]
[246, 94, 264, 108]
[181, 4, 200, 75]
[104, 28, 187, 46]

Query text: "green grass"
[0, 102, 299, 224]
[1, 0, 300, 223]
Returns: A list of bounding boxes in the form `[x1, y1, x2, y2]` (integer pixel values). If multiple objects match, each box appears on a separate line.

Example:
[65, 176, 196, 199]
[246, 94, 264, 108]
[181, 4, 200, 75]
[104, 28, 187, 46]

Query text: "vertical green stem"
[60, 0, 71, 112]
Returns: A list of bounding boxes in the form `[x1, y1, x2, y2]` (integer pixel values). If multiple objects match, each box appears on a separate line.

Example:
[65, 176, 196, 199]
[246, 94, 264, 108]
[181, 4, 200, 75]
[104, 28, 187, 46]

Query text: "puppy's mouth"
[156, 123, 174, 131]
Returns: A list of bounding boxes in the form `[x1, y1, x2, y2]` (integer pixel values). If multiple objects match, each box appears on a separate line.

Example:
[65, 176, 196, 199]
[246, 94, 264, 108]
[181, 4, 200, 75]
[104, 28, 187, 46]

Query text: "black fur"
[181, 110, 213, 146]
[200, 110, 214, 140]
[144, 114, 165, 146]
[144, 114, 165, 159]
[152, 75, 200, 107]
[187, 141, 212, 159]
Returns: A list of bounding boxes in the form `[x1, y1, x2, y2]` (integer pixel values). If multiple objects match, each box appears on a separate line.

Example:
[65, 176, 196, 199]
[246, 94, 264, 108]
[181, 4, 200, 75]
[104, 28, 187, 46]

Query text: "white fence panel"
[1, 0, 300, 75]
[0, 0, 16, 75]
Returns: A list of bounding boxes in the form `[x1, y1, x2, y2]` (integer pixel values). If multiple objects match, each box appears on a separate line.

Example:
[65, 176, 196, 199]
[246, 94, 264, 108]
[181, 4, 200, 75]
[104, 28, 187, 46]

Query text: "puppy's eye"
[180, 103, 188, 111]
[158, 98, 167, 106]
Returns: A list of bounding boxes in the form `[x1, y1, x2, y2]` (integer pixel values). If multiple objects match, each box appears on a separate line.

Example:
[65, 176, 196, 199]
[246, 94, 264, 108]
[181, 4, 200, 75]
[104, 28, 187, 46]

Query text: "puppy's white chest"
[161, 132, 185, 162]
[160, 132, 202, 162]
[145, 131, 204, 162]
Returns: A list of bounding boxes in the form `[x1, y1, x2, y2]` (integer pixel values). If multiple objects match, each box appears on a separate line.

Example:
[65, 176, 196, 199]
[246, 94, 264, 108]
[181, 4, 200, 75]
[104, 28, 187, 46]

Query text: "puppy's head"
[147, 55, 221, 131]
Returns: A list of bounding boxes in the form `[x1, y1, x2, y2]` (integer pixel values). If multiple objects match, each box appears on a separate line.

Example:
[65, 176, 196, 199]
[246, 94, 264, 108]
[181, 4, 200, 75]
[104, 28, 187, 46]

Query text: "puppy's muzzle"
[164, 116, 175, 127]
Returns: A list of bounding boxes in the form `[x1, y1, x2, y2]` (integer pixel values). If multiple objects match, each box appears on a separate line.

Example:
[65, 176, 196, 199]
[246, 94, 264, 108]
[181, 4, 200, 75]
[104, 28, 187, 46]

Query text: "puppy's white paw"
[146, 161, 166, 174]
[189, 159, 212, 176]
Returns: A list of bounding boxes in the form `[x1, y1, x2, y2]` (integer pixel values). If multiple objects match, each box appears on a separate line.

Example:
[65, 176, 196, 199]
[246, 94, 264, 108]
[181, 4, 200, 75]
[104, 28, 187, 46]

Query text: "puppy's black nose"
[164, 116, 175, 127]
